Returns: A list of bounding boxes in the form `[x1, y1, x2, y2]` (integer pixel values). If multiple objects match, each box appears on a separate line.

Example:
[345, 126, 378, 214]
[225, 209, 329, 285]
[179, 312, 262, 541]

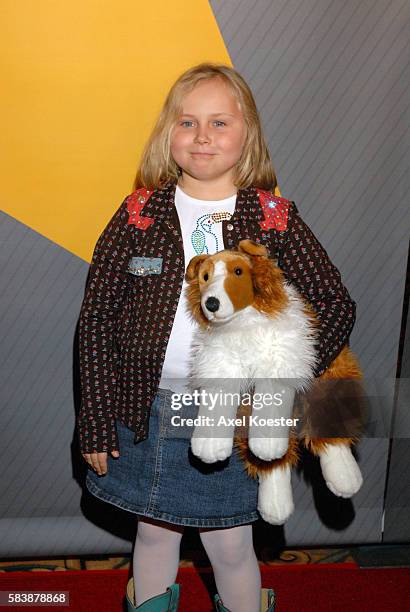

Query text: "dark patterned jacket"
[77, 181, 356, 454]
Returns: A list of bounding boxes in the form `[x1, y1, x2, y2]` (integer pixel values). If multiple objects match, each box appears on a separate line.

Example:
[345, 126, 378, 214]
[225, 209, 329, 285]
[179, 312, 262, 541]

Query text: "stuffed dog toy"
[185, 240, 364, 524]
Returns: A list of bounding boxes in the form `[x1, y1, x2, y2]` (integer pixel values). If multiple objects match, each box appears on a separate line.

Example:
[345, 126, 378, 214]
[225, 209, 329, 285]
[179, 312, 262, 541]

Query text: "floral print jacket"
[77, 181, 356, 454]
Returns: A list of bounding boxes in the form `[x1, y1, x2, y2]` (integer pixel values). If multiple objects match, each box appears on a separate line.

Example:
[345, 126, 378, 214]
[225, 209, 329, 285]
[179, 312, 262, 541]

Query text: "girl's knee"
[199, 525, 254, 568]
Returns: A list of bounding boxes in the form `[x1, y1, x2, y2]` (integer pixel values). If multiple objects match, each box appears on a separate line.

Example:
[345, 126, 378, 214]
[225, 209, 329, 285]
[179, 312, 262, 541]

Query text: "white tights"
[133, 517, 261, 612]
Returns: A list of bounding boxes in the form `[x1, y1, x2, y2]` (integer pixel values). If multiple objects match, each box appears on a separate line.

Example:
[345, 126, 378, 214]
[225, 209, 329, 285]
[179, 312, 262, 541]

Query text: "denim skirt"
[86, 388, 259, 528]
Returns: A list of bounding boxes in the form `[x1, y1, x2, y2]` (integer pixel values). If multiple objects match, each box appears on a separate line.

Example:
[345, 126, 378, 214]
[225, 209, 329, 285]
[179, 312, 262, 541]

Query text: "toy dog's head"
[185, 240, 289, 326]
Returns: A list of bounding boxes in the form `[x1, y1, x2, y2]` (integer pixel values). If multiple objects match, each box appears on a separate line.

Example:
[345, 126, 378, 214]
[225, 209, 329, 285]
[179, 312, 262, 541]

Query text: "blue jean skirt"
[86, 388, 259, 528]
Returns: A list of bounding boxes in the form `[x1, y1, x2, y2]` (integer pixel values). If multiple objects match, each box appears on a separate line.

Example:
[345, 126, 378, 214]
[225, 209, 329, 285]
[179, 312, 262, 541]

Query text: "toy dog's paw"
[319, 444, 364, 498]
[258, 495, 295, 526]
[257, 465, 294, 525]
[248, 436, 289, 461]
[191, 437, 233, 463]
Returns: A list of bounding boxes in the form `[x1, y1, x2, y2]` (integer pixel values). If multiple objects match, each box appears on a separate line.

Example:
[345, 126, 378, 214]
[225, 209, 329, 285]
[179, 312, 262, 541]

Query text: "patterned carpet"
[0, 546, 355, 572]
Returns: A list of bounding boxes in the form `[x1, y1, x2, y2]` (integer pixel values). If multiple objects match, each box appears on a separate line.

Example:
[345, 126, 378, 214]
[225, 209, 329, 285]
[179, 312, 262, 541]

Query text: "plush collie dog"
[185, 240, 364, 525]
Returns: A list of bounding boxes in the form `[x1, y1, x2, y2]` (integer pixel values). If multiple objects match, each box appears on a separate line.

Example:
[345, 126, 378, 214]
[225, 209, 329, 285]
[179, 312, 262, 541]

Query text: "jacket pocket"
[127, 256, 163, 276]
[122, 256, 163, 344]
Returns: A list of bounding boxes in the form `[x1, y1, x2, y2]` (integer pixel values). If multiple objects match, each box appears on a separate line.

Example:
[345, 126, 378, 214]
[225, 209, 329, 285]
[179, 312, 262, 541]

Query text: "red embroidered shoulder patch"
[126, 187, 155, 230]
[256, 188, 291, 231]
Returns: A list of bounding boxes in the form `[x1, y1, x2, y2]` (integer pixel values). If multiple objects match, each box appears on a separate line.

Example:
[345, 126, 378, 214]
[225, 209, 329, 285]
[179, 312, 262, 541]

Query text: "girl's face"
[170, 78, 247, 189]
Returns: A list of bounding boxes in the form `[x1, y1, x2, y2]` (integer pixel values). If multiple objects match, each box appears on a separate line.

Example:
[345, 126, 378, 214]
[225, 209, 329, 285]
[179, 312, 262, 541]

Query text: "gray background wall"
[1, 0, 408, 556]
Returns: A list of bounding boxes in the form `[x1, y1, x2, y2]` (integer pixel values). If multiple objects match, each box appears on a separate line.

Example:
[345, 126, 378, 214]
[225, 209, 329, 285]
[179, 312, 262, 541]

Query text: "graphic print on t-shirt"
[191, 211, 233, 254]
[159, 186, 236, 385]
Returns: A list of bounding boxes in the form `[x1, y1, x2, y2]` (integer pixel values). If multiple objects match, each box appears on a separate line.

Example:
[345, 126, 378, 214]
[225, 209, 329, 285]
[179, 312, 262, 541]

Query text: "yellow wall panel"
[0, 0, 231, 261]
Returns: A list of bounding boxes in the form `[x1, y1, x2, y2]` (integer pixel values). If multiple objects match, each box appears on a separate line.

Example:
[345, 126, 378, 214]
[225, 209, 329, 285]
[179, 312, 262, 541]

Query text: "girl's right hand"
[82, 450, 120, 476]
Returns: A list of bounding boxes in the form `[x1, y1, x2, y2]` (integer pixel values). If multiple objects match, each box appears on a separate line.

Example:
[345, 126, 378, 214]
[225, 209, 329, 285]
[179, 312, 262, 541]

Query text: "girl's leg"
[133, 516, 184, 606]
[199, 524, 261, 612]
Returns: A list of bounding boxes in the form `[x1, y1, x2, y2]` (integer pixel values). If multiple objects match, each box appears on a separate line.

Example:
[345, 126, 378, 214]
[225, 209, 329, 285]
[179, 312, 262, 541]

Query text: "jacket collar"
[139, 181, 177, 221]
[140, 180, 265, 224]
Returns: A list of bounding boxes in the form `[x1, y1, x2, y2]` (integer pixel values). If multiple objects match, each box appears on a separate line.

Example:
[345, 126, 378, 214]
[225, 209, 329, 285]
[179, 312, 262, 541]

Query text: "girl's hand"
[82, 450, 120, 475]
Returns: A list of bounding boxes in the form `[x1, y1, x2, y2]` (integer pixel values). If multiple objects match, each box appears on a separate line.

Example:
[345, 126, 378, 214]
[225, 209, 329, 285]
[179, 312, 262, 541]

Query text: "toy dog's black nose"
[205, 297, 220, 313]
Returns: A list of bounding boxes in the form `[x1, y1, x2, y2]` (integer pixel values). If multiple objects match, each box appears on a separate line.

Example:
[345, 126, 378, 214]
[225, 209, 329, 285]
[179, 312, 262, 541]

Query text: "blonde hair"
[134, 63, 277, 191]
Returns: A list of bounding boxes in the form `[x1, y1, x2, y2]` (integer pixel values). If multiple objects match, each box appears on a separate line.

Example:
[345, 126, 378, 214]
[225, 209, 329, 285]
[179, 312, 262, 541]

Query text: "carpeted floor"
[1, 544, 410, 573]
[0, 565, 409, 611]
[0, 547, 356, 572]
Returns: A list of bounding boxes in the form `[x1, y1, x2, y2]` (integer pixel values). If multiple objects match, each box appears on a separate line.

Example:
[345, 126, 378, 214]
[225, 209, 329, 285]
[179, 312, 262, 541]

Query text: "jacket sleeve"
[277, 202, 356, 377]
[77, 196, 134, 454]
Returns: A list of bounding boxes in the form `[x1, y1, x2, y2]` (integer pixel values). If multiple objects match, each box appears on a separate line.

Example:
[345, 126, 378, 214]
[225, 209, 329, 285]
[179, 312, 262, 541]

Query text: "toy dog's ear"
[237, 240, 268, 258]
[239, 240, 287, 315]
[185, 254, 209, 281]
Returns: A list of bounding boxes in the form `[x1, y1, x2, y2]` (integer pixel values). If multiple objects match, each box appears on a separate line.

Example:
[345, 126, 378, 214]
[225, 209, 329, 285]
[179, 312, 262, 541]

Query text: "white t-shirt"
[159, 185, 236, 389]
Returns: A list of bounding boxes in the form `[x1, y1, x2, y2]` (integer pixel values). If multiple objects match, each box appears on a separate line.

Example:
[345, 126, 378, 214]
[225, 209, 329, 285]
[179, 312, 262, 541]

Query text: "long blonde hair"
[134, 63, 277, 191]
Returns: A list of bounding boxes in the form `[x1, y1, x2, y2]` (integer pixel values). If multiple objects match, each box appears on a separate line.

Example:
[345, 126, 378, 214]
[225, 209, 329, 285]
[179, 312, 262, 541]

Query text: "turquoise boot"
[214, 587, 276, 612]
[126, 577, 180, 611]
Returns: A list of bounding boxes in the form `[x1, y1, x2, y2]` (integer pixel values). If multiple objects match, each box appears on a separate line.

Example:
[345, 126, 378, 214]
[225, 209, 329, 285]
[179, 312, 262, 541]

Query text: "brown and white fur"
[185, 240, 364, 525]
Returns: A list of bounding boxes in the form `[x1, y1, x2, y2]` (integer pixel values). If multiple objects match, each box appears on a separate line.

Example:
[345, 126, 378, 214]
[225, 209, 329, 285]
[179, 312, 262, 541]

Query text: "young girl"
[78, 63, 356, 612]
